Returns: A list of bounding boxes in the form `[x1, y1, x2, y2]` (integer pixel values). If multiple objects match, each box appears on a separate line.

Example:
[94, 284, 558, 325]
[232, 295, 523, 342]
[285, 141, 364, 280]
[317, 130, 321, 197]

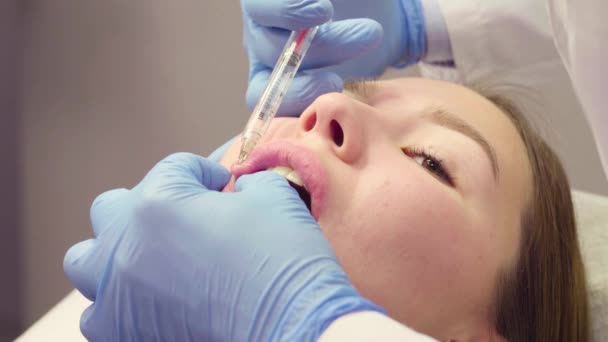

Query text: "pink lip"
[231, 141, 327, 220]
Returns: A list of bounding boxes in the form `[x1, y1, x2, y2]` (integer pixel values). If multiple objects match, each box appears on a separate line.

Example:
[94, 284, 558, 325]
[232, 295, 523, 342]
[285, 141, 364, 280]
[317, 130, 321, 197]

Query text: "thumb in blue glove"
[63, 153, 231, 303]
[242, 0, 427, 116]
[64, 153, 383, 341]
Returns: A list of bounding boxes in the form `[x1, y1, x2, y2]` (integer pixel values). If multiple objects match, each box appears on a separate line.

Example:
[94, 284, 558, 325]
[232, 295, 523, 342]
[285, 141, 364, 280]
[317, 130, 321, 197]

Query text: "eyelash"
[402, 147, 454, 186]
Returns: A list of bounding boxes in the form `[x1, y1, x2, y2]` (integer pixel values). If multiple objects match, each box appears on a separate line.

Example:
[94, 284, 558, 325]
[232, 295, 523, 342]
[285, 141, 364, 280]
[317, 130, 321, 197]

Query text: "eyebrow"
[345, 81, 500, 180]
[425, 108, 500, 180]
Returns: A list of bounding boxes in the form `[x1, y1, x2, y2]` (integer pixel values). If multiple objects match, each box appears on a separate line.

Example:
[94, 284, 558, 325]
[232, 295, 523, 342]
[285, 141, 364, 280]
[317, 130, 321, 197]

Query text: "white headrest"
[572, 190, 608, 341]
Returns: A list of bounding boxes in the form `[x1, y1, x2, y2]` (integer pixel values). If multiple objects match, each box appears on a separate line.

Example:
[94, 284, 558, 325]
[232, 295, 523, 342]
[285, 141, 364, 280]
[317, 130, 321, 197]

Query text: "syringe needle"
[237, 26, 320, 163]
[238, 148, 249, 164]
[238, 135, 257, 164]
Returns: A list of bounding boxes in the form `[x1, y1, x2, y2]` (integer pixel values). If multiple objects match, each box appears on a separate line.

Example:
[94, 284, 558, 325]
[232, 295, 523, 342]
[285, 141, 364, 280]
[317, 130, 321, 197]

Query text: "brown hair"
[486, 96, 589, 342]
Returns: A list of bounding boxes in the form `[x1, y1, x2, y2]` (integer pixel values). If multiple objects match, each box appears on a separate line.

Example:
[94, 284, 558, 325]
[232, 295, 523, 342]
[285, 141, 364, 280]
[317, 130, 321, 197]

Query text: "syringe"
[238, 26, 320, 164]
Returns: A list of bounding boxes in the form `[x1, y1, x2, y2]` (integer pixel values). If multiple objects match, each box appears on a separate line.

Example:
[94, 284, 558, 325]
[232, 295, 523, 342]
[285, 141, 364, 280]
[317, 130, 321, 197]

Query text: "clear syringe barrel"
[242, 26, 320, 145]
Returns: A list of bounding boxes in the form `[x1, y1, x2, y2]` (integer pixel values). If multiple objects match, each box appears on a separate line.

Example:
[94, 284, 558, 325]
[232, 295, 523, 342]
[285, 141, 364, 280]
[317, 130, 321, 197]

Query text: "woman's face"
[221, 78, 532, 340]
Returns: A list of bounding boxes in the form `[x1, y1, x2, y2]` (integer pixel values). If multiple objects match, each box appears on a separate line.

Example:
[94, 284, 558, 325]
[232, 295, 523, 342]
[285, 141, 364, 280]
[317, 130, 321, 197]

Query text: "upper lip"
[231, 141, 327, 220]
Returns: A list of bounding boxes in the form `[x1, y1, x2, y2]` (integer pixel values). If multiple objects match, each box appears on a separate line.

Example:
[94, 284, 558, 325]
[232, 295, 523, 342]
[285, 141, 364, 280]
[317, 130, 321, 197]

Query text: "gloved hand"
[64, 153, 383, 341]
[243, 0, 426, 116]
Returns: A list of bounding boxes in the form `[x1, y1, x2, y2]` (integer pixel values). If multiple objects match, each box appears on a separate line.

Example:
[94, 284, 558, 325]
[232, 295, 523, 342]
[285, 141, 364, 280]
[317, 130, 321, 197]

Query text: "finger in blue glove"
[64, 154, 384, 341]
[242, 0, 427, 116]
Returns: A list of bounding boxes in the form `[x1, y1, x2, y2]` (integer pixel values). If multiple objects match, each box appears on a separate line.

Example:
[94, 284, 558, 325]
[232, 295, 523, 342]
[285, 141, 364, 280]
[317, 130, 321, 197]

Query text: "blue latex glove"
[207, 136, 236, 163]
[243, 0, 426, 116]
[64, 153, 383, 341]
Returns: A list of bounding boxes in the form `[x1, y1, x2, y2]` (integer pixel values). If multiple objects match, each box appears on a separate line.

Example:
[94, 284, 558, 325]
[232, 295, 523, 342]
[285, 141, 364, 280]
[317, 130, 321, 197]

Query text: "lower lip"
[222, 179, 235, 193]
[230, 141, 326, 219]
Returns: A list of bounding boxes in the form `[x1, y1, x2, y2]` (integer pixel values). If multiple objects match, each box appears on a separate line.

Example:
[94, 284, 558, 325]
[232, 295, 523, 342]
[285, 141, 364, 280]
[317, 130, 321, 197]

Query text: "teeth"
[270, 166, 305, 188]
[285, 171, 305, 187]
[270, 166, 291, 177]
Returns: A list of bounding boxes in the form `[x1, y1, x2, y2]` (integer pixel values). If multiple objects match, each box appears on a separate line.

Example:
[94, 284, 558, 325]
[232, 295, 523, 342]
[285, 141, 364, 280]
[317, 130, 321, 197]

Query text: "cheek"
[323, 166, 471, 269]
[332, 172, 470, 268]
[319, 165, 486, 320]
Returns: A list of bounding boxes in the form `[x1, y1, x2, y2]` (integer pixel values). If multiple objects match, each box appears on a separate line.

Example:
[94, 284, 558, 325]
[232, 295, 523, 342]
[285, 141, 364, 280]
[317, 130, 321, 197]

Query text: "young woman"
[219, 77, 589, 341]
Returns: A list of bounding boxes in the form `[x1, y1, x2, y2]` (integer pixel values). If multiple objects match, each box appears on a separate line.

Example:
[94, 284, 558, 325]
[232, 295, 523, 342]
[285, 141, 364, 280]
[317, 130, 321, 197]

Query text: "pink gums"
[230, 141, 327, 220]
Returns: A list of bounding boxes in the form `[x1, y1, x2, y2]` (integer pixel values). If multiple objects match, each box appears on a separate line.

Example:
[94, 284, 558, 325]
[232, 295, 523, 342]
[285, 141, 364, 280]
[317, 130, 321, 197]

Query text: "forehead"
[353, 78, 508, 127]
[348, 78, 518, 149]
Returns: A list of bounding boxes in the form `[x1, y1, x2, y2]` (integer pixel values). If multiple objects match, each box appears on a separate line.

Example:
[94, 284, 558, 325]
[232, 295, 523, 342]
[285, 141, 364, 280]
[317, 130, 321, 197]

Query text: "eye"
[402, 147, 454, 186]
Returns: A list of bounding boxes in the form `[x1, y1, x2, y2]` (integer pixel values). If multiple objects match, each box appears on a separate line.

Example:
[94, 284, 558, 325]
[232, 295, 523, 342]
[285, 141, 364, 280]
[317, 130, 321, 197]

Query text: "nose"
[297, 93, 365, 164]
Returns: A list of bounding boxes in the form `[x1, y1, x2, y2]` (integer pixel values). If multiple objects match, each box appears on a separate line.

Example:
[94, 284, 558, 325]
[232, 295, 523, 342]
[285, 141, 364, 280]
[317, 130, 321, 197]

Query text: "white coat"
[431, 0, 608, 179]
[549, 0, 608, 177]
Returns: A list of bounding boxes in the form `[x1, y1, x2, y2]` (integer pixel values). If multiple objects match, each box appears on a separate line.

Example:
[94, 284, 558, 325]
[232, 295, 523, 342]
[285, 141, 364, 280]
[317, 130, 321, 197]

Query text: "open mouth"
[231, 141, 327, 220]
[287, 180, 312, 212]
[271, 166, 312, 212]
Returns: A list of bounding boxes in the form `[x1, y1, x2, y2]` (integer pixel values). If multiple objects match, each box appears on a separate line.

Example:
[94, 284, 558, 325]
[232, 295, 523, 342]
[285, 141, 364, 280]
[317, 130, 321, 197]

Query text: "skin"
[220, 78, 532, 341]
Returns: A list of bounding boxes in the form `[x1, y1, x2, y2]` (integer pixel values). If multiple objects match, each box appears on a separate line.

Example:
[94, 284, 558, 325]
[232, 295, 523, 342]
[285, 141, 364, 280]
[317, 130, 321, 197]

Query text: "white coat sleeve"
[433, 0, 560, 81]
[547, 0, 608, 177]
[318, 311, 438, 341]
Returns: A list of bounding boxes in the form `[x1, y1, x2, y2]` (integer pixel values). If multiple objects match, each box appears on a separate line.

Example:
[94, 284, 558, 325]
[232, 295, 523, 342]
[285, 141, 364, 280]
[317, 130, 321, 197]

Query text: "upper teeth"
[270, 166, 305, 188]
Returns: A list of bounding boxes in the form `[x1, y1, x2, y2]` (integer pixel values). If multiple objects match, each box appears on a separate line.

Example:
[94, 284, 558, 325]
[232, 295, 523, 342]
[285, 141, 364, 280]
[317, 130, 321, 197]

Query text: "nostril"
[303, 112, 317, 132]
[330, 120, 344, 147]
